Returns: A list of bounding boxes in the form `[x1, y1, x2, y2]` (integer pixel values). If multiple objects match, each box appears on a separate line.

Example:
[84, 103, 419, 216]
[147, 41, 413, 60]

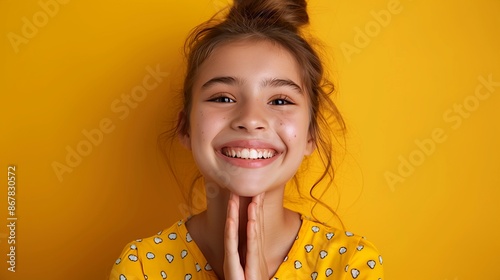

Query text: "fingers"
[224, 193, 268, 279]
[225, 193, 239, 256]
[256, 193, 265, 238]
[250, 193, 265, 251]
[224, 193, 244, 278]
[245, 193, 268, 279]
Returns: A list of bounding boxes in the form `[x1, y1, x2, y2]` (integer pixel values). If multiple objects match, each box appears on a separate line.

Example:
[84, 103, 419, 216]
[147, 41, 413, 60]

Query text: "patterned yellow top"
[109, 216, 384, 280]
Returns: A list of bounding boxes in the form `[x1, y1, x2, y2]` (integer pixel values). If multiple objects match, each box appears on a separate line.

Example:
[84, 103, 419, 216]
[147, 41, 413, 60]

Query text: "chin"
[227, 188, 264, 198]
[223, 179, 281, 197]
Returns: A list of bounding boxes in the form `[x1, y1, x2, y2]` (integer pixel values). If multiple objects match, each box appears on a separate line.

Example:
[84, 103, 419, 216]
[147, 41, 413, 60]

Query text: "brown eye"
[209, 96, 235, 103]
[269, 96, 294, 105]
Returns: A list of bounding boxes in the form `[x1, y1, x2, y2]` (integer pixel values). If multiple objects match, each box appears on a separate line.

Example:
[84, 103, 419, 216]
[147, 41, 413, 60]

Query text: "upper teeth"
[223, 148, 276, 159]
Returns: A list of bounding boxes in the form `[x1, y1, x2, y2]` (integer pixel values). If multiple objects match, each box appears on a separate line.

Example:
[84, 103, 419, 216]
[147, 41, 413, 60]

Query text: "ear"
[177, 111, 191, 150]
[304, 132, 316, 156]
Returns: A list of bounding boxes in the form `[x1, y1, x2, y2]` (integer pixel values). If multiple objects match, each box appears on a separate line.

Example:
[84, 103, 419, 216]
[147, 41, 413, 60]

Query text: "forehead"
[194, 39, 303, 88]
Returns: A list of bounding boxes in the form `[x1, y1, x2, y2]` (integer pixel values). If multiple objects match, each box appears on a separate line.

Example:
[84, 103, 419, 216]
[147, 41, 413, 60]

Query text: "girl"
[110, 0, 384, 279]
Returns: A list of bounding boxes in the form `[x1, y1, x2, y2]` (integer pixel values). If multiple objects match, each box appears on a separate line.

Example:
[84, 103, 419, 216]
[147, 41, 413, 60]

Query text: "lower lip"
[215, 151, 280, 168]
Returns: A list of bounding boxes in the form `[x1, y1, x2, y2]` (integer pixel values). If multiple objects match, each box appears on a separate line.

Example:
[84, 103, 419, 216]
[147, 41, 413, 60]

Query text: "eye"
[269, 95, 294, 105]
[208, 95, 235, 103]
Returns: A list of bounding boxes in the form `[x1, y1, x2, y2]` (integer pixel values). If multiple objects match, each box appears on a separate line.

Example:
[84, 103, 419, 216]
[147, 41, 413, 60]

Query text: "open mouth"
[221, 147, 277, 160]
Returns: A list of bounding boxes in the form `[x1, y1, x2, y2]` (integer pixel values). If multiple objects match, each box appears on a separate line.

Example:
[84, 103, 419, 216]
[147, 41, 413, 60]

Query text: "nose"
[231, 100, 267, 132]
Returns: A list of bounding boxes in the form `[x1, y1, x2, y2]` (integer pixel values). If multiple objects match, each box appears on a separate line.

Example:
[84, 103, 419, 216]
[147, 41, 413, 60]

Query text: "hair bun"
[230, 0, 309, 32]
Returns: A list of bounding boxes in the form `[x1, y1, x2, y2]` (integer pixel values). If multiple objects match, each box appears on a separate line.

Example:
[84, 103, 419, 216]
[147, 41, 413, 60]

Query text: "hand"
[223, 193, 269, 280]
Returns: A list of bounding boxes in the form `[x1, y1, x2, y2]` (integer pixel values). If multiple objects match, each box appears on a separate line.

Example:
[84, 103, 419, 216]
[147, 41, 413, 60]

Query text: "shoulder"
[109, 220, 216, 280]
[276, 217, 384, 279]
[298, 217, 372, 254]
[120, 220, 187, 260]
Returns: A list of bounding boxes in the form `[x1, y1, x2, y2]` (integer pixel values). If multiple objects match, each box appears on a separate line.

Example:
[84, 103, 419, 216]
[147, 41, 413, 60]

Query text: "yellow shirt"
[109, 216, 384, 280]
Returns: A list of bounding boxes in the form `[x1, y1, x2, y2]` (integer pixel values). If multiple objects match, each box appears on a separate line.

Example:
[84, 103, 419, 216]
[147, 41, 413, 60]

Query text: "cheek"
[190, 108, 225, 143]
[191, 110, 207, 140]
[278, 116, 310, 145]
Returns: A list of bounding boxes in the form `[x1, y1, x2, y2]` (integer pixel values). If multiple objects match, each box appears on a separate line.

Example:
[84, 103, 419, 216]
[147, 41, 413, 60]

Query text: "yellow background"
[1, 0, 499, 279]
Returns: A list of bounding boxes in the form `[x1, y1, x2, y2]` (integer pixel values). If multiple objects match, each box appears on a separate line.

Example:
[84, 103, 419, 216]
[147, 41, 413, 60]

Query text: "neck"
[204, 186, 289, 247]
[189, 184, 300, 277]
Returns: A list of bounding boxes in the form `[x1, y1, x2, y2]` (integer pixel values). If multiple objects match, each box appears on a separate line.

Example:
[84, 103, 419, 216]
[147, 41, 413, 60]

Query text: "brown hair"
[169, 0, 346, 225]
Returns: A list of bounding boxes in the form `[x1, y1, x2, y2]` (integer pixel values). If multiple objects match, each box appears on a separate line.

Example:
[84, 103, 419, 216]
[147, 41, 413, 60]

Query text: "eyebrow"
[202, 76, 302, 93]
[201, 76, 239, 89]
[262, 78, 303, 94]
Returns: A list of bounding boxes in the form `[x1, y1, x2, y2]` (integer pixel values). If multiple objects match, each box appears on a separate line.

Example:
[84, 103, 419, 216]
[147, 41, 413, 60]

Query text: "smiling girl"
[110, 0, 384, 279]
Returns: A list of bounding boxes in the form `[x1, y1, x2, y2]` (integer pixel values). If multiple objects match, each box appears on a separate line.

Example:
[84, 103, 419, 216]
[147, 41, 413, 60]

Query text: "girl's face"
[181, 40, 315, 197]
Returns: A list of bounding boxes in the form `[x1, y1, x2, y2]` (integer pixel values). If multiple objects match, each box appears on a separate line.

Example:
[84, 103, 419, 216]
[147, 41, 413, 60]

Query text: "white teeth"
[223, 148, 275, 159]
[250, 149, 258, 158]
[241, 149, 249, 158]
